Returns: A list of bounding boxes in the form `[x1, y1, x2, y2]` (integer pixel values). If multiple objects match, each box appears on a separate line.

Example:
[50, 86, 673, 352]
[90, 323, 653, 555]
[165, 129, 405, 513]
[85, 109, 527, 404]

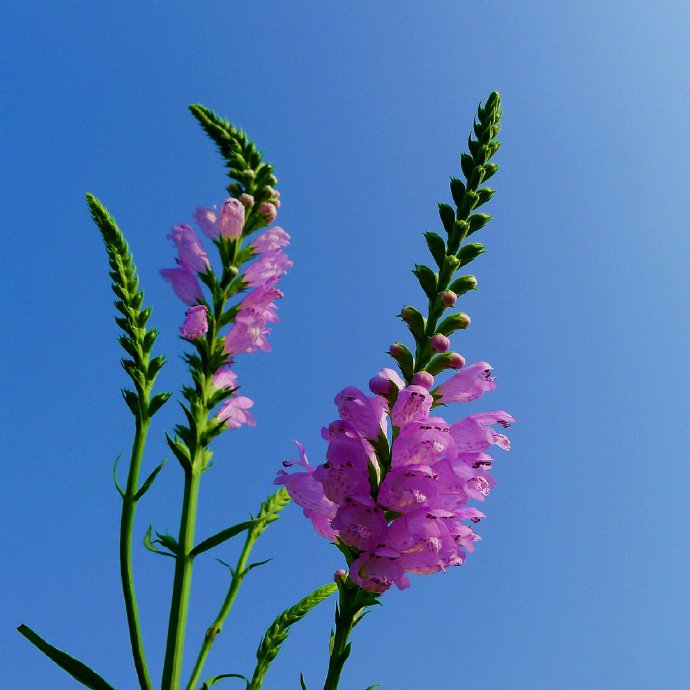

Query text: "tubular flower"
[276, 364, 513, 593]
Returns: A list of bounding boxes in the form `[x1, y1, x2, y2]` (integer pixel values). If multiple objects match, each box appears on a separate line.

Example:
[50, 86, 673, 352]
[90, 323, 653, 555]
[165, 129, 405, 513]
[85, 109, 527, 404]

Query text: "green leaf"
[133, 458, 167, 501]
[457, 242, 485, 266]
[423, 231, 446, 269]
[481, 162, 499, 181]
[201, 673, 249, 689]
[449, 177, 465, 207]
[121, 388, 139, 416]
[148, 391, 171, 416]
[399, 306, 426, 342]
[460, 153, 474, 180]
[467, 212, 492, 235]
[144, 524, 176, 558]
[448, 275, 478, 296]
[17, 624, 116, 690]
[364, 685, 381, 690]
[190, 519, 261, 558]
[437, 203, 455, 234]
[412, 264, 437, 299]
[299, 673, 308, 690]
[436, 312, 471, 336]
[248, 584, 337, 689]
[112, 453, 125, 498]
[166, 433, 192, 471]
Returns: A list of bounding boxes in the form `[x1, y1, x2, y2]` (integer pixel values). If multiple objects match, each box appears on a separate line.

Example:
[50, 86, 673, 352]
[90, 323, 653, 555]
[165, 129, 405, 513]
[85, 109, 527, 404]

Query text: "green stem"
[120, 415, 154, 690]
[185, 530, 257, 690]
[161, 466, 202, 690]
[323, 586, 362, 690]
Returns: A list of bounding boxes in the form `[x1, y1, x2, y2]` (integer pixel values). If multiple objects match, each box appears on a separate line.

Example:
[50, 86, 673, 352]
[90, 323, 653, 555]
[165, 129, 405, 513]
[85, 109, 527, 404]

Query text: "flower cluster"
[276, 362, 513, 593]
[160, 196, 291, 430]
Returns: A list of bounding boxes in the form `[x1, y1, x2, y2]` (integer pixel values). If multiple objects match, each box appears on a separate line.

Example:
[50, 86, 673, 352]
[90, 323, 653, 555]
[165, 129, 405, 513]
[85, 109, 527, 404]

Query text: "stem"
[161, 466, 202, 690]
[323, 586, 363, 690]
[120, 416, 154, 690]
[185, 530, 257, 690]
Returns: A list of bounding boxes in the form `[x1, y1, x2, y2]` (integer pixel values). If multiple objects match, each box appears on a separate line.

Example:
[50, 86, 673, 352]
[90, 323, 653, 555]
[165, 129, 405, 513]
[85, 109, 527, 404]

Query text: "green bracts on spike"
[247, 584, 338, 690]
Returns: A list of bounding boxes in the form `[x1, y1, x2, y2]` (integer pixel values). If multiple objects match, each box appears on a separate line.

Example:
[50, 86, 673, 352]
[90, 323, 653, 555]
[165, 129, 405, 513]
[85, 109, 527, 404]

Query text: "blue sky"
[3, 2, 690, 689]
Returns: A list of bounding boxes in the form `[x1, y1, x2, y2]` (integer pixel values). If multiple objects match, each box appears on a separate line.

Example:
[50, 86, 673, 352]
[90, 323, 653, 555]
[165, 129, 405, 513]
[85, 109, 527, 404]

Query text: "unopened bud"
[431, 334, 451, 353]
[369, 375, 393, 396]
[334, 569, 347, 582]
[258, 202, 277, 224]
[448, 353, 466, 369]
[412, 371, 435, 389]
[440, 290, 457, 307]
[219, 198, 245, 239]
[240, 193, 254, 208]
[389, 343, 405, 357]
[242, 169, 256, 179]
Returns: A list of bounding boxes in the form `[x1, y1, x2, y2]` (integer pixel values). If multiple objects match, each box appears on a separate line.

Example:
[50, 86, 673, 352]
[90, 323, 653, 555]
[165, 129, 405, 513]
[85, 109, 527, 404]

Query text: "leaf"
[112, 453, 125, 498]
[242, 558, 273, 578]
[449, 177, 465, 207]
[437, 203, 455, 234]
[201, 673, 250, 689]
[423, 231, 446, 269]
[166, 433, 191, 471]
[412, 264, 437, 300]
[143, 524, 176, 558]
[148, 391, 171, 417]
[460, 152, 474, 180]
[17, 624, 116, 690]
[133, 458, 167, 501]
[364, 685, 381, 690]
[467, 212, 492, 235]
[190, 519, 261, 558]
[121, 388, 139, 417]
[300, 673, 308, 690]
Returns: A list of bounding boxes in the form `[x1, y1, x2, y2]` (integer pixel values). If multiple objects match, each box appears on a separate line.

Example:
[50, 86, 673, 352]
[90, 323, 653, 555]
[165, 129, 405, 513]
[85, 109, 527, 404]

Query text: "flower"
[180, 305, 208, 340]
[193, 206, 220, 239]
[167, 224, 210, 273]
[219, 198, 245, 239]
[251, 227, 291, 253]
[276, 360, 513, 593]
[216, 395, 256, 429]
[435, 361, 496, 403]
[160, 267, 203, 306]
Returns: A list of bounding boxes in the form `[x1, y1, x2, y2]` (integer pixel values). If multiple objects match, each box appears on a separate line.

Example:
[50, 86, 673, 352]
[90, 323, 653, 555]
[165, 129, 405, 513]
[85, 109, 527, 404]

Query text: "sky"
[3, 2, 690, 689]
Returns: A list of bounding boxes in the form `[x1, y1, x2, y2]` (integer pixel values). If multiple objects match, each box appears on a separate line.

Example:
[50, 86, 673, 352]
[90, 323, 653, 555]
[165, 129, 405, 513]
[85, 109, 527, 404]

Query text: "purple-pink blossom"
[193, 206, 220, 240]
[167, 224, 210, 273]
[276, 360, 513, 593]
[180, 305, 208, 340]
[216, 395, 256, 429]
[160, 267, 203, 306]
[436, 361, 496, 403]
[219, 198, 245, 239]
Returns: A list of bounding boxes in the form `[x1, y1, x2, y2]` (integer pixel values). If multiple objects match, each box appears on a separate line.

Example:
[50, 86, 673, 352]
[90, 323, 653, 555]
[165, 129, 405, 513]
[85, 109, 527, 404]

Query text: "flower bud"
[440, 290, 457, 307]
[431, 334, 451, 352]
[219, 198, 245, 239]
[258, 202, 277, 224]
[334, 569, 347, 582]
[242, 169, 256, 179]
[426, 352, 466, 375]
[437, 312, 471, 335]
[388, 342, 414, 380]
[240, 193, 254, 208]
[412, 371, 435, 389]
[180, 305, 208, 340]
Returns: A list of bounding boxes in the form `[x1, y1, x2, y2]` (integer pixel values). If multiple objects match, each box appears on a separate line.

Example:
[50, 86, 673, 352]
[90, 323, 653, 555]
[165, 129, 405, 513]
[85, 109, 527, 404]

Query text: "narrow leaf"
[144, 525, 176, 558]
[133, 458, 167, 501]
[148, 391, 171, 416]
[201, 673, 250, 689]
[112, 453, 125, 498]
[17, 624, 116, 690]
[190, 519, 261, 558]
[300, 673, 308, 690]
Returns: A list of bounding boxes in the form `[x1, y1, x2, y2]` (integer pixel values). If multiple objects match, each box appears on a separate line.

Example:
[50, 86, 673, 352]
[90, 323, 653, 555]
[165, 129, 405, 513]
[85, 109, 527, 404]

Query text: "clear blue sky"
[3, 2, 690, 689]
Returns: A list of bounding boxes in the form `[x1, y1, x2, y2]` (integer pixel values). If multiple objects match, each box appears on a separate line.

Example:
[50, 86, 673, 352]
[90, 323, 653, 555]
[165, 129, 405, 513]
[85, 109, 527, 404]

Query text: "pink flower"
[243, 249, 293, 287]
[179, 305, 208, 340]
[436, 361, 496, 403]
[193, 206, 220, 239]
[450, 411, 515, 452]
[275, 442, 338, 541]
[349, 550, 410, 593]
[216, 395, 256, 429]
[334, 386, 388, 441]
[391, 385, 433, 426]
[331, 502, 388, 551]
[251, 227, 291, 253]
[368, 368, 405, 396]
[160, 267, 203, 306]
[168, 224, 210, 273]
[212, 365, 238, 391]
[219, 198, 245, 239]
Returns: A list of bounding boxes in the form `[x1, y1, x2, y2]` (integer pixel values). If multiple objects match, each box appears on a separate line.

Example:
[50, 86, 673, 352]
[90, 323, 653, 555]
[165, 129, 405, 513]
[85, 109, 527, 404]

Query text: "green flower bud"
[437, 312, 471, 335]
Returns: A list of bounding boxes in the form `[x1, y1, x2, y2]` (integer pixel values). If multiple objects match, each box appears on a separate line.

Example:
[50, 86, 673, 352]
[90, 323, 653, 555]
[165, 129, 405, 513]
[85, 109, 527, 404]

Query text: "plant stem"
[120, 416, 154, 690]
[323, 585, 363, 690]
[161, 466, 202, 690]
[185, 529, 257, 690]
